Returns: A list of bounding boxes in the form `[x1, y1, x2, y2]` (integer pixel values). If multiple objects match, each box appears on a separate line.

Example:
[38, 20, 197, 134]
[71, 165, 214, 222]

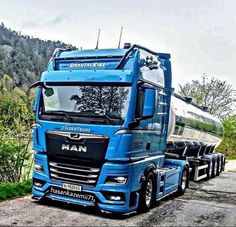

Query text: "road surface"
[0, 161, 236, 226]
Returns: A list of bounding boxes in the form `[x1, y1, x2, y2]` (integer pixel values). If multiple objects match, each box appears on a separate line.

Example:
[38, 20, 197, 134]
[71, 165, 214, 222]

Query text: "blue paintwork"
[56, 48, 128, 58]
[32, 46, 187, 213]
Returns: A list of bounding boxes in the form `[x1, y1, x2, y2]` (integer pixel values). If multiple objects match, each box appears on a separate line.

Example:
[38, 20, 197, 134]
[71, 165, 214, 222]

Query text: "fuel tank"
[168, 95, 223, 146]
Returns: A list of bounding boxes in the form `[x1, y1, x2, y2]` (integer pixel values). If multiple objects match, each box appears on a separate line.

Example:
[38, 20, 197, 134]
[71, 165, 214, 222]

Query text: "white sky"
[0, 0, 236, 91]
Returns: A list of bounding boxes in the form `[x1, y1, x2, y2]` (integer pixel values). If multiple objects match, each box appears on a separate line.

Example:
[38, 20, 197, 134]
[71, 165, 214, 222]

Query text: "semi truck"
[30, 43, 224, 214]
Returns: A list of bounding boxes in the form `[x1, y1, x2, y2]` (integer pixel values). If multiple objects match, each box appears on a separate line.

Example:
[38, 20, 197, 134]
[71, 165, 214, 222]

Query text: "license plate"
[62, 183, 82, 192]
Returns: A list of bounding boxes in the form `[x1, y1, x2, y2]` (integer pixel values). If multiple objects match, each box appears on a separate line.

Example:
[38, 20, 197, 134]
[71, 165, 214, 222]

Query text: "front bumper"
[32, 152, 139, 213]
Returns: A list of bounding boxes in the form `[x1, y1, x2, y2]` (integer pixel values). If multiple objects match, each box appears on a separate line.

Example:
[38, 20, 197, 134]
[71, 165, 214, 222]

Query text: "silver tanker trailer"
[166, 94, 225, 181]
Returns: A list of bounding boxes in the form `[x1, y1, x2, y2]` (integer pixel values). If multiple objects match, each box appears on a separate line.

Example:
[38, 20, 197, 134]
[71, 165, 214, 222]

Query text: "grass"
[0, 179, 32, 201]
[226, 154, 236, 160]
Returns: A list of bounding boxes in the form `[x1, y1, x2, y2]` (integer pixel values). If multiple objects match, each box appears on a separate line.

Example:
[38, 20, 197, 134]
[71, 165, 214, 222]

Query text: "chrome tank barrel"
[168, 95, 223, 146]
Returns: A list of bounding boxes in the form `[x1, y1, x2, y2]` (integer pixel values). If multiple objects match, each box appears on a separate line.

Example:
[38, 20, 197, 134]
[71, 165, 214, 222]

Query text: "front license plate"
[62, 183, 82, 192]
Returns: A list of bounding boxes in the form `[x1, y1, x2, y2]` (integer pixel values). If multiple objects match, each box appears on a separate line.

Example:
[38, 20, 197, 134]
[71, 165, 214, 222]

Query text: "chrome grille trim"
[50, 168, 98, 178]
[47, 130, 108, 140]
[49, 161, 100, 186]
[51, 174, 96, 184]
[49, 162, 100, 173]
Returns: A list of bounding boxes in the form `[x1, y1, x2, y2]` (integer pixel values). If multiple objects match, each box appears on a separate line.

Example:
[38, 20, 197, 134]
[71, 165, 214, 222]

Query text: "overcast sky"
[0, 0, 236, 90]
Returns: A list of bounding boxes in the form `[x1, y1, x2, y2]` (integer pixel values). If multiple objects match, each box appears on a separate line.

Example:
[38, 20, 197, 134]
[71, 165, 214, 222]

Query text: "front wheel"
[176, 166, 189, 196]
[138, 172, 155, 212]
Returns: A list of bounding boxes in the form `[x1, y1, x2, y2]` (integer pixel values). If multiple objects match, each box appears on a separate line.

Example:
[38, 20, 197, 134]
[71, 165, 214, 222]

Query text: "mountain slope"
[0, 23, 76, 89]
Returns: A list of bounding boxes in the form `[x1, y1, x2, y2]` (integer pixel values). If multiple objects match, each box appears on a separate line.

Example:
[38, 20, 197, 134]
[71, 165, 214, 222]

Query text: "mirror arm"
[128, 119, 140, 129]
[29, 81, 47, 90]
[128, 114, 154, 129]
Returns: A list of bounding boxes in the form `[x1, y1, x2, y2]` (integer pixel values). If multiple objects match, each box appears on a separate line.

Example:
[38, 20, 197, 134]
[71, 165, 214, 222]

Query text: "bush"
[0, 139, 31, 182]
[0, 79, 34, 183]
[0, 179, 32, 201]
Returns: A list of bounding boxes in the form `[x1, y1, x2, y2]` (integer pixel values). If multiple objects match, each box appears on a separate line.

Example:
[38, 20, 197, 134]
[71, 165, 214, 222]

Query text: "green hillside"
[0, 23, 76, 89]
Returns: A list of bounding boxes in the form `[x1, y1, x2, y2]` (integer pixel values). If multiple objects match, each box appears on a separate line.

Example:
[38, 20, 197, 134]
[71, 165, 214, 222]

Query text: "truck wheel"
[177, 166, 189, 196]
[212, 159, 217, 178]
[207, 160, 213, 179]
[221, 156, 226, 172]
[138, 172, 155, 212]
[221, 156, 225, 172]
[216, 158, 221, 176]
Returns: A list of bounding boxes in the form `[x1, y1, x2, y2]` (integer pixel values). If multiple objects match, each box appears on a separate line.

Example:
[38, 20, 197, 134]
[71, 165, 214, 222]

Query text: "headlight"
[34, 163, 44, 173]
[105, 176, 127, 185]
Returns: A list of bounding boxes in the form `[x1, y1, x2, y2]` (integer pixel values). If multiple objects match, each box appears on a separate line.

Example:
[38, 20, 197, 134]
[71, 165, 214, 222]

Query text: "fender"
[141, 163, 157, 182]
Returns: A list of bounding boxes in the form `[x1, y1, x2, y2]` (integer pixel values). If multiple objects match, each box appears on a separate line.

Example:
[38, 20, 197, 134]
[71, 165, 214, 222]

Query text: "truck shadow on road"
[32, 198, 134, 219]
[31, 192, 185, 220]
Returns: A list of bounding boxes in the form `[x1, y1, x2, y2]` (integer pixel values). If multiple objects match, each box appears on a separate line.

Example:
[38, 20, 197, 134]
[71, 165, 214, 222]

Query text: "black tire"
[212, 159, 217, 178]
[138, 172, 156, 212]
[207, 160, 213, 179]
[216, 158, 221, 176]
[177, 166, 189, 196]
[221, 156, 225, 172]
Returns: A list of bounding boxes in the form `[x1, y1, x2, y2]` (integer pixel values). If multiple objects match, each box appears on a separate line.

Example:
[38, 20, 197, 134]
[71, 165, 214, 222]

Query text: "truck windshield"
[40, 85, 131, 124]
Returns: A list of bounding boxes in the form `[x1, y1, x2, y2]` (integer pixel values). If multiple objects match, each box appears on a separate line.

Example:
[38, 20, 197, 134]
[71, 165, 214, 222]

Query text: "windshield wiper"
[74, 109, 116, 124]
[44, 111, 74, 122]
[97, 113, 115, 125]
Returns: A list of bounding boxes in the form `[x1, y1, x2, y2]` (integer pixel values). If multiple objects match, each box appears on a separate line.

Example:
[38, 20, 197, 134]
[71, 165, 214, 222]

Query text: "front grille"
[49, 161, 100, 186]
[46, 131, 109, 186]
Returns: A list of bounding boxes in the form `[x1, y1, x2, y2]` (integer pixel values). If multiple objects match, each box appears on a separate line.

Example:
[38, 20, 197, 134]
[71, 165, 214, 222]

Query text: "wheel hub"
[145, 179, 153, 206]
[181, 170, 187, 190]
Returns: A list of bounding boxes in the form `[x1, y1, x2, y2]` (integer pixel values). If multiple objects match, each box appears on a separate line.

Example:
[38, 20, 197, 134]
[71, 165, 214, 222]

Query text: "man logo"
[62, 144, 87, 152]
[70, 133, 80, 139]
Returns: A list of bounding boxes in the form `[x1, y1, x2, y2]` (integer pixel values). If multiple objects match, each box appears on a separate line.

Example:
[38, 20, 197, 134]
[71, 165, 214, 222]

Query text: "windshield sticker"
[69, 62, 107, 68]
[61, 125, 91, 133]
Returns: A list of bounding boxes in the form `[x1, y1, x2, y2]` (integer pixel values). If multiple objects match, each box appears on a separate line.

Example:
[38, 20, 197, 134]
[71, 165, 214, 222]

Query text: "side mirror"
[129, 87, 156, 129]
[142, 88, 155, 119]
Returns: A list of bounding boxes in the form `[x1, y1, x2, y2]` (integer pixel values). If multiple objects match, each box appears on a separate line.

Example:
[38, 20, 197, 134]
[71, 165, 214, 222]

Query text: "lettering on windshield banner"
[69, 62, 107, 68]
[61, 125, 91, 133]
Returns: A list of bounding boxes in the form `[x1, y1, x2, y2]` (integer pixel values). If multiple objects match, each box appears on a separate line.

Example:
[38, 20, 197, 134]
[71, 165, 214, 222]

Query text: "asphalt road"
[0, 162, 236, 226]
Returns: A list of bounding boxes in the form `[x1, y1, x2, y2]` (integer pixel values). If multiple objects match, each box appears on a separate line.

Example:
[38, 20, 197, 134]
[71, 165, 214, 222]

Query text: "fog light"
[34, 163, 44, 173]
[105, 176, 127, 185]
[107, 196, 122, 201]
[102, 191, 125, 202]
[33, 178, 45, 188]
[34, 182, 43, 187]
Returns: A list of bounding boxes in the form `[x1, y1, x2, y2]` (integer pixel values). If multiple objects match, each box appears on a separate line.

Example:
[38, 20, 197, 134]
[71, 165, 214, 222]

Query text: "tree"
[70, 86, 129, 118]
[216, 115, 236, 158]
[178, 74, 236, 119]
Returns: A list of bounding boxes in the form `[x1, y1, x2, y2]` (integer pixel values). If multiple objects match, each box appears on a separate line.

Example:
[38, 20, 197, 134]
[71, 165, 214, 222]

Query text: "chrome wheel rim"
[145, 179, 153, 207]
[181, 170, 187, 190]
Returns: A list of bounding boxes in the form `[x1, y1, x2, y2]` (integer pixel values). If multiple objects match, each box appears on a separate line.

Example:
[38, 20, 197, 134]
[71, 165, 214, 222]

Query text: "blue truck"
[31, 43, 224, 214]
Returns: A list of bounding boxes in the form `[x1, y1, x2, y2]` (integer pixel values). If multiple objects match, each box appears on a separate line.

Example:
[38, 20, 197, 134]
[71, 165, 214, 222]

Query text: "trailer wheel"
[216, 158, 221, 176]
[176, 166, 189, 196]
[207, 160, 213, 179]
[221, 156, 225, 172]
[212, 159, 217, 178]
[138, 172, 155, 212]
